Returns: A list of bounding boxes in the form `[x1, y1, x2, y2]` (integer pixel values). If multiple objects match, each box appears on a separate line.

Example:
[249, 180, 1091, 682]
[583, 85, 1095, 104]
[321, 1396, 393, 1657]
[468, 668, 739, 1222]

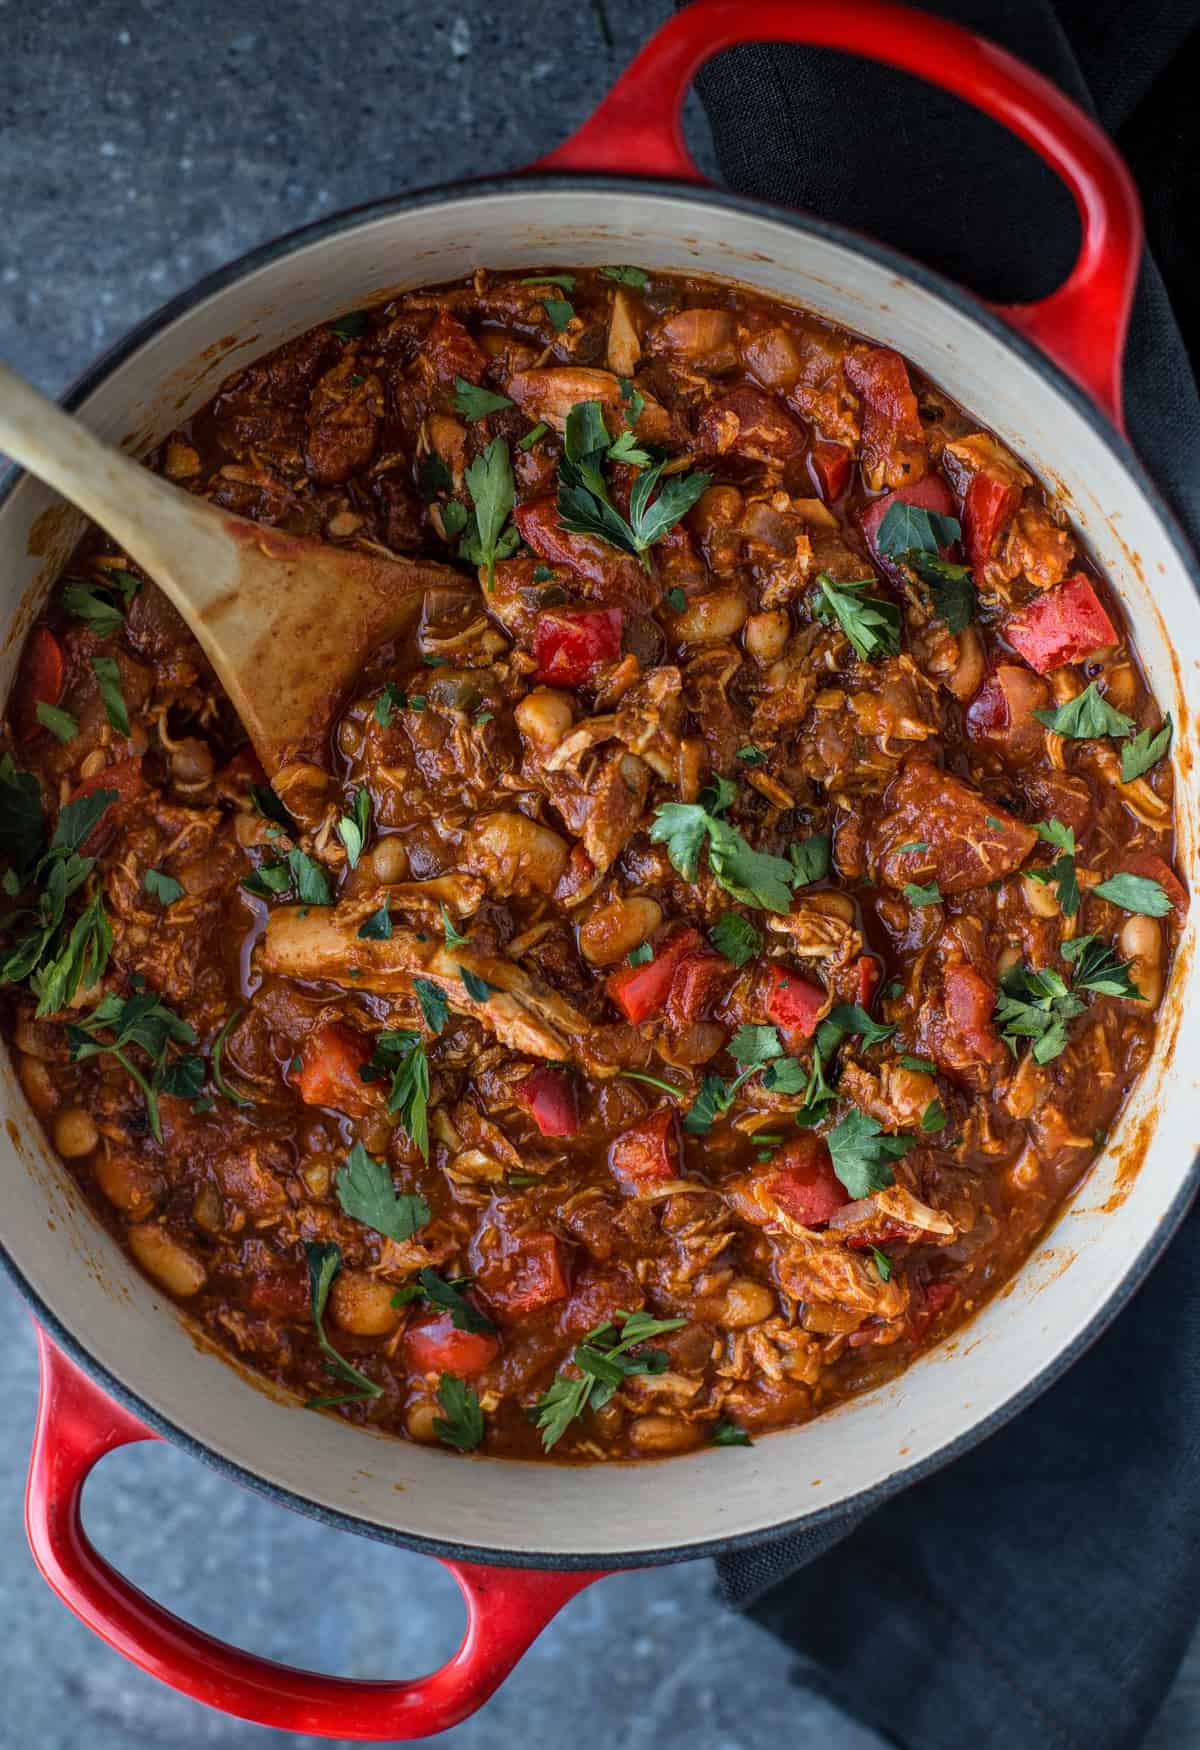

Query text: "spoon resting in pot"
[0, 361, 462, 775]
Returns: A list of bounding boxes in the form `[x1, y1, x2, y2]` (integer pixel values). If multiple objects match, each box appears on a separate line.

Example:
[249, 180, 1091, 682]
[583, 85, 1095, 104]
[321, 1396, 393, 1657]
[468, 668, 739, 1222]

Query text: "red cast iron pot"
[4, 0, 1199, 1738]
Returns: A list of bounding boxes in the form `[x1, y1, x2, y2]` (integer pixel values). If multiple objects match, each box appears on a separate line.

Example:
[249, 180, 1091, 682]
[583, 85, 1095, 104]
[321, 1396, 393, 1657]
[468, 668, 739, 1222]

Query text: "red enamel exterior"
[25, 0, 1142, 1733]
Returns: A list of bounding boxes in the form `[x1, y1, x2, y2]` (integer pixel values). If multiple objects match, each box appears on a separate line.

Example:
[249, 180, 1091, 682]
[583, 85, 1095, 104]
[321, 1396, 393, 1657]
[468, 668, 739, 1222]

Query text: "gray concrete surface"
[0, 3, 1197, 1745]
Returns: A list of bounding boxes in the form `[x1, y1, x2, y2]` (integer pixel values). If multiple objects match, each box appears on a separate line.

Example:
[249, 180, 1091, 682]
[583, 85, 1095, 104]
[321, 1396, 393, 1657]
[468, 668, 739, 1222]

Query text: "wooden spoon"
[0, 362, 464, 775]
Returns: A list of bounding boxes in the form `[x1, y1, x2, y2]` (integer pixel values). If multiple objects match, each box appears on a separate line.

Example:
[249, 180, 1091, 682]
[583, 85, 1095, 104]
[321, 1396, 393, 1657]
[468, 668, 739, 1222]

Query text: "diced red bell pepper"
[532, 606, 623, 687]
[962, 472, 1021, 573]
[763, 1135, 849, 1228]
[854, 955, 881, 1011]
[942, 965, 1006, 1070]
[858, 474, 956, 584]
[844, 347, 928, 489]
[908, 1279, 958, 1344]
[666, 947, 733, 1027]
[477, 1230, 568, 1317]
[609, 1107, 678, 1195]
[404, 1311, 501, 1378]
[14, 626, 66, 741]
[606, 927, 703, 1024]
[293, 1021, 380, 1118]
[1006, 573, 1118, 673]
[810, 440, 853, 503]
[514, 1065, 579, 1137]
[765, 967, 827, 1037]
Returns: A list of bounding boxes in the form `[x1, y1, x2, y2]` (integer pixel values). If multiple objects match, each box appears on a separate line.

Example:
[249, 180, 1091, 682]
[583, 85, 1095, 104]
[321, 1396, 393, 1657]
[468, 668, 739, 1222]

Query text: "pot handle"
[26, 1330, 604, 1739]
[535, 0, 1141, 428]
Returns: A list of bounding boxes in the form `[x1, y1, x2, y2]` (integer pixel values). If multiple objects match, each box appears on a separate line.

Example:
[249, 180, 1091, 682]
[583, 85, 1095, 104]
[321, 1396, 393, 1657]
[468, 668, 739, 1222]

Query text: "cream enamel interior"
[1, 187, 1197, 1560]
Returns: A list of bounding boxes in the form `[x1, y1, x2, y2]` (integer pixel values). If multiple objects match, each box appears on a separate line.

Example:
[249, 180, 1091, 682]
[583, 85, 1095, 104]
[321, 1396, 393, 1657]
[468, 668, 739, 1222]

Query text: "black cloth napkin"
[681, 3, 1200, 1745]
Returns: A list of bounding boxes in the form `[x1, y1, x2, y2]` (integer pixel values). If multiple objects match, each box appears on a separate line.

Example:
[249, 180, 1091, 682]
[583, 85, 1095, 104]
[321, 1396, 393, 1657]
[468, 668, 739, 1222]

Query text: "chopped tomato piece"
[908, 1278, 958, 1344]
[421, 308, 488, 387]
[922, 965, 1007, 1085]
[963, 473, 1021, 574]
[1122, 851, 1189, 924]
[14, 626, 66, 741]
[844, 347, 928, 490]
[810, 440, 852, 502]
[666, 947, 733, 1027]
[609, 1107, 678, 1194]
[854, 955, 881, 1010]
[965, 664, 1051, 764]
[765, 967, 826, 1037]
[858, 474, 955, 583]
[764, 1135, 848, 1228]
[478, 1230, 568, 1317]
[606, 927, 703, 1024]
[293, 1021, 379, 1118]
[532, 606, 623, 687]
[1006, 574, 1118, 673]
[404, 1311, 501, 1378]
[514, 1065, 579, 1137]
[246, 1269, 310, 1321]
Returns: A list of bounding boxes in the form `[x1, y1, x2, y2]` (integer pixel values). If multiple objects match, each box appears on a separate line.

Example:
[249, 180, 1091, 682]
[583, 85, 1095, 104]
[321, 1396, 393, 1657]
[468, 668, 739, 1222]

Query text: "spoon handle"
[0, 360, 232, 612]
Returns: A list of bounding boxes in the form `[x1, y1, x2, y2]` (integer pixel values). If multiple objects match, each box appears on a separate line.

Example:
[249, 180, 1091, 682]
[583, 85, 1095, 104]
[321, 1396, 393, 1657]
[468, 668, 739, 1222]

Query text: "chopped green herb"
[414, 975, 449, 1035]
[895, 840, 930, 856]
[909, 552, 976, 632]
[1033, 683, 1135, 740]
[1121, 716, 1172, 782]
[336, 787, 372, 870]
[650, 782, 798, 914]
[520, 272, 577, 291]
[328, 310, 369, 341]
[453, 376, 515, 420]
[737, 745, 767, 766]
[440, 500, 468, 538]
[361, 1031, 431, 1161]
[304, 1242, 383, 1406]
[288, 847, 333, 906]
[407, 694, 427, 712]
[1093, 872, 1172, 916]
[357, 904, 393, 941]
[994, 962, 1085, 1064]
[557, 399, 711, 570]
[240, 861, 291, 900]
[459, 436, 517, 588]
[396, 1268, 496, 1335]
[67, 988, 197, 1143]
[817, 1004, 897, 1056]
[1061, 933, 1142, 998]
[91, 655, 130, 737]
[814, 573, 901, 662]
[1025, 818, 1080, 917]
[543, 297, 575, 331]
[534, 1310, 686, 1451]
[459, 966, 499, 1002]
[827, 1108, 911, 1198]
[710, 913, 763, 968]
[250, 784, 296, 834]
[434, 1373, 486, 1451]
[984, 816, 1008, 832]
[419, 454, 454, 502]
[336, 1140, 431, 1243]
[626, 942, 654, 967]
[903, 881, 943, 907]
[441, 904, 470, 950]
[665, 586, 688, 614]
[921, 1098, 947, 1133]
[789, 833, 832, 887]
[210, 1007, 250, 1106]
[35, 702, 78, 742]
[601, 265, 649, 287]
[142, 868, 184, 907]
[374, 682, 407, 727]
[61, 582, 125, 637]
[899, 1054, 937, 1075]
[869, 1246, 893, 1282]
[711, 1419, 753, 1447]
[876, 500, 961, 558]
[616, 1068, 685, 1100]
[519, 422, 550, 451]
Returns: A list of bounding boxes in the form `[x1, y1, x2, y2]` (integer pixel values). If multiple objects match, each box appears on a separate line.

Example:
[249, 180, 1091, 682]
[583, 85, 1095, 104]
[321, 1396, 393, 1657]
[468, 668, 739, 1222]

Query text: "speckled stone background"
[1, 3, 1198, 1745]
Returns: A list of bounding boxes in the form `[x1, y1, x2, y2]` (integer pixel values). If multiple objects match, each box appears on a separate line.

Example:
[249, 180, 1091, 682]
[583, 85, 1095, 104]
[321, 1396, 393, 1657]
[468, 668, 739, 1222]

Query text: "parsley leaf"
[627, 941, 654, 966]
[1093, 872, 1172, 916]
[909, 552, 976, 632]
[441, 904, 469, 950]
[876, 501, 961, 557]
[91, 655, 130, 736]
[789, 833, 831, 886]
[414, 975, 449, 1035]
[556, 400, 710, 569]
[600, 265, 649, 287]
[519, 421, 549, 451]
[649, 786, 798, 914]
[994, 962, 1085, 1064]
[35, 702, 78, 742]
[682, 1072, 735, 1136]
[67, 988, 197, 1142]
[1121, 717, 1172, 782]
[817, 1003, 897, 1054]
[357, 904, 393, 940]
[737, 745, 767, 766]
[240, 861, 291, 900]
[903, 880, 943, 907]
[210, 1007, 250, 1106]
[0, 754, 47, 875]
[520, 272, 577, 291]
[434, 1374, 486, 1451]
[336, 1140, 431, 1242]
[250, 784, 296, 834]
[459, 966, 499, 1002]
[921, 1097, 947, 1133]
[827, 1108, 911, 1198]
[453, 376, 514, 420]
[710, 913, 763, 968]
[61, 582, 126, 637]
[534, 1310, 686, 1450]
[288, 847, 333, 906]
[543, 297, 574, 331]
[665, 586, 687, 613]
[361, 1032, 431, 1160]
[1061, 933, 1142, 998]
[373, 682, 407, 727]
[900, 1054, 937, 1074]
[142, 868, 184, 907]
[814, 574, 901, 661]
[328, 310, 369, 341]
[336, 787, 372, 870]
[711, 1419, 753, 1447]
[397, 1267, 496, 1334]
[303, 1241, 383, 1406]
[460, 436, 517, 588]
[1033, 683, 1135, 740]
[870, 1246, 893, 1282]
[1025, 818, 1080, 917]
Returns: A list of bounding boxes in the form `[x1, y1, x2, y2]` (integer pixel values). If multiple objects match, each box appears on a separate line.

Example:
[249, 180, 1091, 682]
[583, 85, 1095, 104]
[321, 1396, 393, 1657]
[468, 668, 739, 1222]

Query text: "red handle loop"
[26, 1330, 604, 1739]
[535, 0, 1141, 427]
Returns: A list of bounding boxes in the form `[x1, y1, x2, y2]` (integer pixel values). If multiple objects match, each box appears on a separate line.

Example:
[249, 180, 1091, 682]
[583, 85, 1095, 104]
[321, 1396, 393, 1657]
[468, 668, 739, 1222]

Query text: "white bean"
[579, 896, 664, 966]
[673, 587, 749, 643]
[1120, 914, 1164, 1007]
[127, 1224, 208, 1298]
